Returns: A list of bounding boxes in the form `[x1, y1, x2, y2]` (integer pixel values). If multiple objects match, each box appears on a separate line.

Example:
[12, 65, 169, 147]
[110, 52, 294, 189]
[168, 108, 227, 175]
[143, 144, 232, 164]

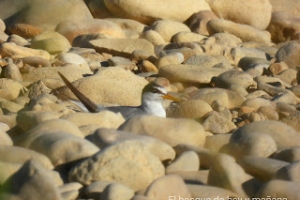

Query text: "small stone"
[108, 56, 136, 70]
[275, 160, 300, 181]
[145, 175, 191, 200]
[0, 78, 25, 100]
[0, 130, 13, 146]
[156, 52, 184, 68]
[85, 180, 114, 199]
[204, 134, 231, 152]
[31, 31, 71, 54]
[2, 160, 62, 200]
[147, 20, 190, 42]
[166, 151, 199, 173]
[139, 60, 158, 72]
[267, 11, 300, 43]
[69, 140, 165, 191]
[207, 19, 271, 44]
[28, 132, 99, 166]
[55, 18, 125, 43]
[255, 180, 300, 199]
[272, 147, 300, 162]
[226, 132, 277, 159]
[167, 99, 213, 119]
[191, 88, 246, 109]
[21, 56, 51, 68]
[207, 153, 250, 196]
[201, 111, 236, 134]
[206, 0, 272, 30]
[184, 54, 232, 69]
[231, 120, 300, 150]
[92, 128, 175, 161]
[101, 183, 135, 200]
[186, 184, 239, 199]
[187, 10, 218, 36]
[7, 34, 29, 46]
[58, 182, 82, 200]
[7, 23, 43, 39]
[237, 156, 289, 181]
[275, 41, 300, 68]
[159, 64, 227, 84]
[140, 30, 165, 46]
[0, 145, 54, 169]
[62, 111, 125, 130]
[0, 42, 51, 60]
[119, 116, 208, 147]
[171, 31, 207, 43]
[204, 33, 242, 47]
[102, 0, 210, 25]
[2, 61, 23, 82]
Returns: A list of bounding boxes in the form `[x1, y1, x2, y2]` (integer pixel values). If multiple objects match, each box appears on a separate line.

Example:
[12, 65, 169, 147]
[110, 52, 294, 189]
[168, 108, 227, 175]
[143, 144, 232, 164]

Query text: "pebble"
[237, 156, 289, 181]
[0, 42, 51, 60]
[69, 140, 165, 191]
[166, 151, 199, 173]
[92, 128, 175, 161]
[2, 160, 62, 200]
[119, 115, 209, 147]
[101, 182, 135, 200]
[272, 147, 300, 162]
[7, 34, 29, 46]
[102, 0, 210, 24]
[207, 153, 250, 197]
[188, 10, 218, 36]
[207, 19, 271, 44]
[144, 175, 192, 200]
[206, 0, 272, 30]
[30, 31, 71, 54]
[275, 41, 300, 68]
[255, 180, 300, 199]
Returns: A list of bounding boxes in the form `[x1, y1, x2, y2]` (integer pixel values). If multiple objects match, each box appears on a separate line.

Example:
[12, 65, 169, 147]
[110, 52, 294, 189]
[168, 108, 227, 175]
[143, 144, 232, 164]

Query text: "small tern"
[58, 72, 179, 119]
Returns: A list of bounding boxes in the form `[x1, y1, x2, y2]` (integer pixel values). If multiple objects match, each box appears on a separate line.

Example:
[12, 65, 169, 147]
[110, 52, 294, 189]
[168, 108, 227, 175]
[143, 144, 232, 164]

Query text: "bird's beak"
[163, 93, 181, 102]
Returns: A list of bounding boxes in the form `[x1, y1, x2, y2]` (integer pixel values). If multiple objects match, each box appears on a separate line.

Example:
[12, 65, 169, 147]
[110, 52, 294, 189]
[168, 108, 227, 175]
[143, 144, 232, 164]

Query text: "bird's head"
[141, 82, 180, 103]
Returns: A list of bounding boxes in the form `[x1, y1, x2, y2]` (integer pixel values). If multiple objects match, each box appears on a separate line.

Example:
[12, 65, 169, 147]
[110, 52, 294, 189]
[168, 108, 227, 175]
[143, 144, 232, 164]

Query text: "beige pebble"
[7, 34, 29, 46]
[237, 156, 289, 181]
[139, 60, 158, 72]
[145, 175, 191, 200]
[275, 161, 300, 181]
[275, 41, 300, 68]
[119, 115, 208, 147]
[202, 111, 236, 134]
[207, 19, 271, 44]
[0, 42, 51, 60]
[69, 140, 164, 191]
[272, 147, 300, 162]
[101, 183, 135, 200]
[255, 180, 300, 199]
[207, 153, 250, 197]
[2, 160, 62, 200]
[140, 30, 165, 46]
[166, 151, 199, 173]
[92, 128, 175, 161]
[204, 134, 231, 152]
[167, 99, 213, 119]
[171, 31, 207, 43]
[188, 10, 218, 36]
[186, 184, 239, 199]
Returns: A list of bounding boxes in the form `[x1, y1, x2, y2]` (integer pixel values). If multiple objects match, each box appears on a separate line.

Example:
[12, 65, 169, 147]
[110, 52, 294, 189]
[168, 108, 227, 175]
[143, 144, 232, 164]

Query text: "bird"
[57, 72, 180, 119]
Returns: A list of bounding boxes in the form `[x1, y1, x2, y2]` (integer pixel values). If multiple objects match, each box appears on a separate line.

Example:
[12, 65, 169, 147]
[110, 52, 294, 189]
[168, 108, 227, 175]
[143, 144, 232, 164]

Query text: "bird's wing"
[107, 106, 143, 119]
[58, 72, 99, 113]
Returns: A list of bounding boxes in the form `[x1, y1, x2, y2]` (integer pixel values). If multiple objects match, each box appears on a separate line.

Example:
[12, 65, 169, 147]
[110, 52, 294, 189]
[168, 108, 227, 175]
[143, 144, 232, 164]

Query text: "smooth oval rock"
[92, 128, 176, 161]
[145, 175, 191, 200]
[69, 140, 165, 191]
[119, 116, 208, 147]
[206, 0, 272, 30]
[207, 19, 271, 44]
[55, 18, 125, 43]
[231, 120, 300, 150]
[275, 41, 300, 68]
[102, 0, 210, 25]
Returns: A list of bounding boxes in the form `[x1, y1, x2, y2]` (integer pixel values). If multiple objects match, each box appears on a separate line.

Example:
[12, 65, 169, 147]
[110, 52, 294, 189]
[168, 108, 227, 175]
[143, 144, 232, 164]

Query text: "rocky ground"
[0, 0, 300, 200]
